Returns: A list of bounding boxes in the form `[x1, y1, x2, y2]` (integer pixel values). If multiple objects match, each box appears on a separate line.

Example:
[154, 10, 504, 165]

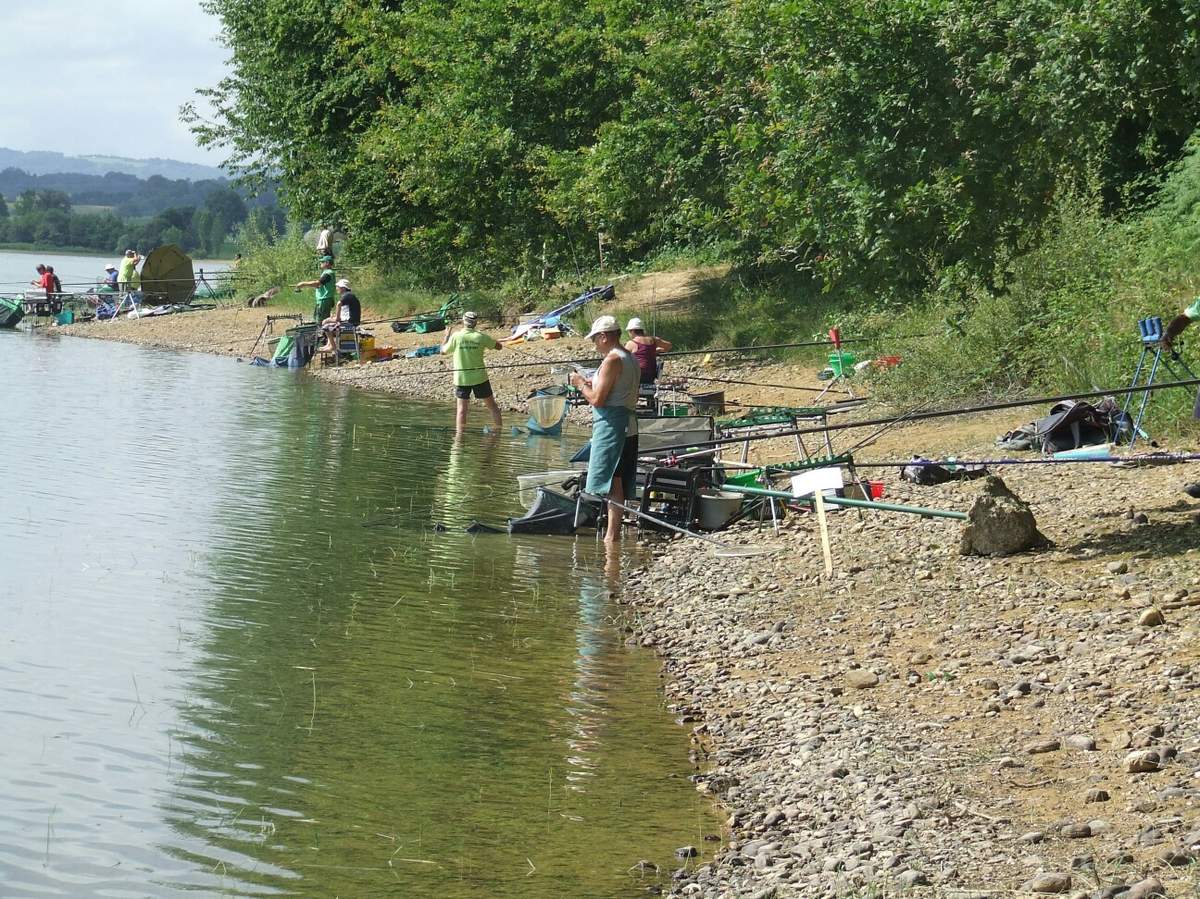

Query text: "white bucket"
[697, 490, 744, 530]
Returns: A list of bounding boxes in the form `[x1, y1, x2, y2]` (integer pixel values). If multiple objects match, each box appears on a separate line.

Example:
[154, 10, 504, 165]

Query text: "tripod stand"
[1122, 316, 1198, 448]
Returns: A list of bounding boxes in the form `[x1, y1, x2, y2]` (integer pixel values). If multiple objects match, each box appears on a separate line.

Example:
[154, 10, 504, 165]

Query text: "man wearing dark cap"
[295, 256, 336, 323]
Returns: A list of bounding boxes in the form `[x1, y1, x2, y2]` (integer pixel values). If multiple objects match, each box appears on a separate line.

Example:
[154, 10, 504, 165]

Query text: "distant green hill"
[0, 147, 225, 181]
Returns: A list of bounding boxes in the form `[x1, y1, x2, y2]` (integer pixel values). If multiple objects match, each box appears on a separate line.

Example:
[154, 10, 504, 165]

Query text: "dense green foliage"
[868, 136, 1200, 418]
[0, 184, 278, 256]
[194, 0, 1200, 291]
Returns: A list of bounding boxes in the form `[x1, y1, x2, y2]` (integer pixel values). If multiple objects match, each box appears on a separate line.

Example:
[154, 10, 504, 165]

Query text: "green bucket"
[659, 402, 690, 417]
[723, 469, 764, 488]
[828, 350, 857, 377]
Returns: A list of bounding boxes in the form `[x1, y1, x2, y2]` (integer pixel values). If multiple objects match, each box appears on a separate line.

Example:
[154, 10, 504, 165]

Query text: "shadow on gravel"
[1063, 519, 1200, 559]
[1090, 499, 1198, 519]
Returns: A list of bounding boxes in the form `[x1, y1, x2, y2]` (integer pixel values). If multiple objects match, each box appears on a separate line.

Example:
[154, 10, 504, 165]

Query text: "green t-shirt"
[313, 270, 335, 318]
[1184, 297, 1200, 320]
[445, 329, 499, 386]
[118, 257, 138, 287]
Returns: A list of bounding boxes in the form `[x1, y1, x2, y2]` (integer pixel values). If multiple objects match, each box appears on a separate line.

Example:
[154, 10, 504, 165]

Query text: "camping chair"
[320, 326, 362, 365]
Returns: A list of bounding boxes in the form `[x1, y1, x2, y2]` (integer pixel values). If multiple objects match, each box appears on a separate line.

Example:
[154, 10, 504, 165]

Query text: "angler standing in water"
[440, 311, 516, 434]
[571, 315, 640, 543]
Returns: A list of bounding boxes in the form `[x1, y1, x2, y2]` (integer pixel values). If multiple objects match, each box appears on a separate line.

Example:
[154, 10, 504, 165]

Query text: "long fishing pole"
[847, 452, 1200, 468]
[841, 397, 936, 453]
[644, 377, 1200, 455]
[660, 335, 935, 358]
[681, 373, 850, 395]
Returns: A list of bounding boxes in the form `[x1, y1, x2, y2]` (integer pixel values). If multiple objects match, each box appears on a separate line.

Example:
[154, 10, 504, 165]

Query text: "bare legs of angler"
[454, 382, 503, 434]
[605, 477, 625, 544]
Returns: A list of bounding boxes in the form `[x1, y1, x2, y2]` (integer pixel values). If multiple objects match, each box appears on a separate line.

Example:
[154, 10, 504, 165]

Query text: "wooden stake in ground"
[814, 490, 834, 576]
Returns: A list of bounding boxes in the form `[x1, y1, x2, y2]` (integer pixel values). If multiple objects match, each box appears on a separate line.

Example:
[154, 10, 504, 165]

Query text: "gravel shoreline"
[620, 458, 1200, 897]
[53, 307, 1200, 897]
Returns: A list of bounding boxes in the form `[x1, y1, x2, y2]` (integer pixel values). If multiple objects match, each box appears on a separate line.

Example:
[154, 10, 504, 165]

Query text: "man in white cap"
[624, 316, 673, 385]
[318, 278, 361, 350]
[440, 311, 515, 432]
[570, 314, 640, 542]
[102, 264, 119, 292]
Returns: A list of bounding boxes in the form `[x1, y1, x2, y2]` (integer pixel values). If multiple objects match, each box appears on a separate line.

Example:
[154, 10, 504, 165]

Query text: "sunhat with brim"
[585, 314, 620, 340]
[104, 264, 116, 271]
[626, 317, 644, 331]
[336, 278, 351, 289]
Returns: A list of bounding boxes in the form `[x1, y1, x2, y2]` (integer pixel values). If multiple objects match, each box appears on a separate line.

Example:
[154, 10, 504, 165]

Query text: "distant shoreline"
[0, 245, 235, 265]
[0, 243, 109, 257]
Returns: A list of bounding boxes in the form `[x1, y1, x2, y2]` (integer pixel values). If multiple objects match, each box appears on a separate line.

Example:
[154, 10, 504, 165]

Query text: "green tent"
[140, 245, 196, 305]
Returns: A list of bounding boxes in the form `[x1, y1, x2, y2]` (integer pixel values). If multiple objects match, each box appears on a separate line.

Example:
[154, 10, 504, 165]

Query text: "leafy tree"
[34, 209, 70, 244]
[190, 0, 1200, 293]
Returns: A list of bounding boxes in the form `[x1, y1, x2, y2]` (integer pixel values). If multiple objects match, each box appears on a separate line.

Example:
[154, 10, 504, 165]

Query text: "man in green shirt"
[117, 249, 141, 293]
[440, 311, 514, 432]
[295, 256, 336, 322]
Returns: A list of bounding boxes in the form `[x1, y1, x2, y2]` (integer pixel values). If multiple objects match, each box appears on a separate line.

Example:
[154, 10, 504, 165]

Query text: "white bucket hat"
[585, 314, 620, 340]
[336, 278, 351, 289]
[626, 317, 644, 331]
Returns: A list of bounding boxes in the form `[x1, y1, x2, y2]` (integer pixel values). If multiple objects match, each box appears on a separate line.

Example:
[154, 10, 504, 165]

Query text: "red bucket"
[867, 481, 885, 499]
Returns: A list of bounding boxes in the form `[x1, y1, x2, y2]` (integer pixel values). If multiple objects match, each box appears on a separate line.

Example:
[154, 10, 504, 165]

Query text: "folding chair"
[320, 326, 361, 365]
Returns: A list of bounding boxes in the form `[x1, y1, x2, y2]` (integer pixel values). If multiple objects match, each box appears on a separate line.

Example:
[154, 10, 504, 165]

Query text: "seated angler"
[319, 278, 361, 350]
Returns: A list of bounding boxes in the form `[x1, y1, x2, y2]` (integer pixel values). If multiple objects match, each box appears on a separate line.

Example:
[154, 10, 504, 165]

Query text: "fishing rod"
[680, 373, 850, 395]
[840, 397, 935, 453]
[659, 334, 935, 358]
[644, 376, 1200, 455]
[847, 452, 1200, 468]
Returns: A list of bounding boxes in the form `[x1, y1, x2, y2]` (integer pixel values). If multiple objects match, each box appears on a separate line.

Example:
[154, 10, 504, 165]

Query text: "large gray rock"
[1022, 871, 1072, 893]
[1125, 877, 1166, 899]
[959, 476, 1050, 556]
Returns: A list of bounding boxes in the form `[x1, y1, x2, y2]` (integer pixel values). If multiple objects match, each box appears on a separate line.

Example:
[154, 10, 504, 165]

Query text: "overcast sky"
[2, 1, 229, 165]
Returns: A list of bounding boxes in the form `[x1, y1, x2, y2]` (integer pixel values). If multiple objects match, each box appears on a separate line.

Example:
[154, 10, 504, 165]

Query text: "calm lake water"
[0, 332, 717, 897]
[0, 249, 227, 295]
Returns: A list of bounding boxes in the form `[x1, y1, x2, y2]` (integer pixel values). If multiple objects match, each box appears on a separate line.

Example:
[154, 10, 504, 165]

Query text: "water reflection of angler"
[431, 430, 503, 527]
[534, 541, 619, 793]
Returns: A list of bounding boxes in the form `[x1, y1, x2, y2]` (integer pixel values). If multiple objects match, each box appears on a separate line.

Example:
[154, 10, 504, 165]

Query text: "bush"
[865, 157, 1200, 434]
